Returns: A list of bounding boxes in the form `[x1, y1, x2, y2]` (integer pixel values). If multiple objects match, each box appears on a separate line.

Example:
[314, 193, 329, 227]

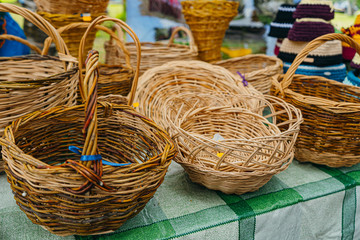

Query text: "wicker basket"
[34, 0, 109, 14]
[134, 60, 261, 130]
[105, 25, 198, 76]
[181, 0, 239, 62]
[214, 54, 283, 94]
[0, 16, 176, 236]
[38, 11, 104, 60]
[0, 3, 78, 173]
[271, 33, 360, 167]
[43, 22, 134, 100]
[165, 94, 302, 195]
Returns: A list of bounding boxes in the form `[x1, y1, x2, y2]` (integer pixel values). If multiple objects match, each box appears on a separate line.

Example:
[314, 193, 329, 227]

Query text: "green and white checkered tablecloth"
[1, 160, 360, 240]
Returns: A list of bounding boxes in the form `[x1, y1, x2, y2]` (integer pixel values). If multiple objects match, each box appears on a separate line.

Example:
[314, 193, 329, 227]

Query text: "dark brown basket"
[0, 16, 176, 236]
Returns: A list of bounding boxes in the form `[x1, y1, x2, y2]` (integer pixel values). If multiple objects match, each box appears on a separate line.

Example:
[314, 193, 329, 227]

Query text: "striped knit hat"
[351, 53, 360, 70]
[268, 4, 297, 38]
[278, 38, 342, 66]
[292, 0, 334, 21]
[287, 18, 334, 41]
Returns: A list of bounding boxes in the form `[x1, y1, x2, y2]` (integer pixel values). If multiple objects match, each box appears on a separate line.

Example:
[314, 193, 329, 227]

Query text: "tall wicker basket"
[105, 25, 198, 76]
[215, 54, 283, 94]
[181, 0, 239, 62]
[0, 3, 78, 173]
[272, 33, 360, 167]
[0, 16, 176, 236]
[33, 0, 109, 14]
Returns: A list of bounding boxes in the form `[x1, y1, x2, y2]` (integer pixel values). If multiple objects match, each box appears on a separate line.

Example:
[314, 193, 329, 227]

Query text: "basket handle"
[42, 22, 133, 70]
[0, 34, 42, 54]
[277, 33, 360, 95]
[167, 26, 197, 52]
[78, 16, 141, 105]
[0, 3, 70, 66]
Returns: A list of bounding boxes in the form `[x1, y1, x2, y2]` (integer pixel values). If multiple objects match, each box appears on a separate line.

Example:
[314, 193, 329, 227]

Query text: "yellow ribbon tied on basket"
[213, 133, 224, 158]
[133, 102, 139, 108]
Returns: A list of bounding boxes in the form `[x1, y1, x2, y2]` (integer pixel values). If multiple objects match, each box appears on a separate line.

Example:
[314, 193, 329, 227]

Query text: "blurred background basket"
[33, 0, 109, 14]
[105, 25, 198, 76]
[166, 94, 302, 195]
[0, 16, 176, 236]
[214, 54, 283, 94]
[0, 4, 78, 173]
[272, 33, 360, 167]
[181, 0, 239, 62]
[134, 60, 261, 130]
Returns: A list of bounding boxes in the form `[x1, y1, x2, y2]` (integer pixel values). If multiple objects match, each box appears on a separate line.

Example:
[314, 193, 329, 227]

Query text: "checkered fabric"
[1, 160, 360, 239]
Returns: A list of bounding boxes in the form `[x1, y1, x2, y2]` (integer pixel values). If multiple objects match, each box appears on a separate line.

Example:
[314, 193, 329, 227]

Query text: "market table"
[1, 160, 360, 240]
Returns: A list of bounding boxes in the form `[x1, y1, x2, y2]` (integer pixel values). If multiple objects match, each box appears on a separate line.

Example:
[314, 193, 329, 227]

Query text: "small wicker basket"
[166, 94, 302, 195]
[105, 25, 198, 76]
[272, 33, 360, 167]
[181, 0, 239, 62]
[214, 54, 283, 94]
[33, 0, 109, 14]
[0, 16, 176, 236]
[0, 3, 78, 173]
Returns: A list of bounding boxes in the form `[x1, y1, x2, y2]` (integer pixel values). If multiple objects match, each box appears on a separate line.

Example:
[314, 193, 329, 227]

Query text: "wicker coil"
[181, 0, 239, 62]
[165, 94, 302, 195]
[33, 0, 109, 14]
[105, 25, 198, 76]
[214, 54, 283, 94]
[43, 22, 134, 100]
[134, 60, 261, 130]
[271, 33, 360, 167]
[0, 4, 78, 173]
[38, 11, 104, 60]
[0, 16, 176, 236]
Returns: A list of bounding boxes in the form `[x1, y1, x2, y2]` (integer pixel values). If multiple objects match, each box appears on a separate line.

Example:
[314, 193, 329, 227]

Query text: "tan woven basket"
[0, 16, 176, 236]
[181, 0, 239, 62]
[38, 11, 104, 60]
[0, 3, 78, 173]
[134, 60, 261, 130]
[34, 0, 109, 14]
[105, 25, 198, 76]
[166, 94, 302, 195]
[272, 33, 360, 167]
[43, 22, 134, 100]
[215, 54, 284, 94]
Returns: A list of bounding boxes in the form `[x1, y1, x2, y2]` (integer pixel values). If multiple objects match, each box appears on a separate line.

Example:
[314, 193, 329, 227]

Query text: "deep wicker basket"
[272, 33, 360, 167]
[0, 16, 176, 236]
[214, 54, 283, 94]
[0, 4, 78, 173]
[181, 0, 239, 62]
[33, 0, 109, 14]
[166, 94, 302, 195]
[105, 25, 198, 76]
[134, 60, 261, 130]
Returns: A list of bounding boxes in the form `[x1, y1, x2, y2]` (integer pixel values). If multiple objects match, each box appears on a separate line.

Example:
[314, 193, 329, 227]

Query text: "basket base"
[295, 148, 360, 168]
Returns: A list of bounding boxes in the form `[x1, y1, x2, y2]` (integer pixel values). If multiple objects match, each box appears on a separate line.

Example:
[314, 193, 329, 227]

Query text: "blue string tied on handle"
[236, 71, 248, 87]
[69, 146, 131, 167]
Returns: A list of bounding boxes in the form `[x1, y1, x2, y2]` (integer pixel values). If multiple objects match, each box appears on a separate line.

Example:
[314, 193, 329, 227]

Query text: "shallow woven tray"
[215, 54, 283, 94]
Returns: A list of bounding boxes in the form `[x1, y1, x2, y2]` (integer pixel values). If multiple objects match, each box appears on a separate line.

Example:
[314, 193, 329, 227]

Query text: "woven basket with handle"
[181, 0, 239, 62]
[166, 94, 302, 195]
[215, 54, 283, 94]
[0, 16, 176, 236]
[0, 3, 78, 173]
[43, 22, 134, 100]
[105, 25, 198, 76]
[272, 33, 360, 167]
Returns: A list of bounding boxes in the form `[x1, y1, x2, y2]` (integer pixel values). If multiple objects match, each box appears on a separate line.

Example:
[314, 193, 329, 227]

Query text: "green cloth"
[1, 160, 360, 239]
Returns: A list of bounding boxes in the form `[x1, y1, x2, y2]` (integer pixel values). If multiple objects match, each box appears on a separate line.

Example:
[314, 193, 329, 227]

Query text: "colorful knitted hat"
[268, 4, 297, 38]
[292, 0, 334, 21]
[287, 18, 334, 41]
[274, 38, 283, 56]
[283, 62, 347, 82]
[343, 70, 360, 87]
[278, 38, 342, 66]
[351, 53, 360, 70]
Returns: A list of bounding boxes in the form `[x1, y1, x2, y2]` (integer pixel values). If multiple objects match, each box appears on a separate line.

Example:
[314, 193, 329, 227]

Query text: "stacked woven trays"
[34, 0, 110, 60]
[181, 0, 238, 62]
[0, 4, 78, 173]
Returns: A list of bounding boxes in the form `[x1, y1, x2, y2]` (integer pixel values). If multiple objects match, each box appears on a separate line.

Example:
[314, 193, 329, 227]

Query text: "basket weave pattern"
[34, 0, 109, 14]
[272, 33, 360, 167]
[181, 0, 239, 62]
[215, 54, 283, 94]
